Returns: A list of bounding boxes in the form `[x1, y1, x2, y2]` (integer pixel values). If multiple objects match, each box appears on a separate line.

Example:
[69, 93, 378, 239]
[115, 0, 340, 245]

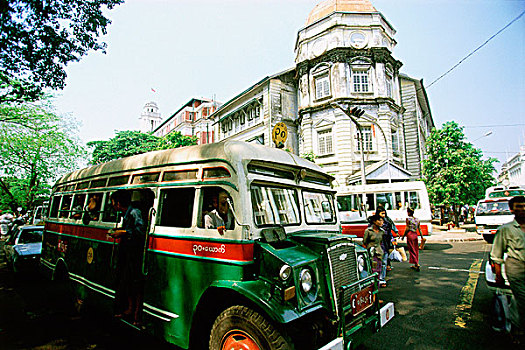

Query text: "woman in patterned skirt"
[402, 207, 423, 271]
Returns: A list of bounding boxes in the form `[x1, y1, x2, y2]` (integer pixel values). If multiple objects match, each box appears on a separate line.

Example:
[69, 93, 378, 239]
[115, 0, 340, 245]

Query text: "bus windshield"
[303, 191, 336, 224]
[251, 185, 300, 226]
[476, 201, 511, 216]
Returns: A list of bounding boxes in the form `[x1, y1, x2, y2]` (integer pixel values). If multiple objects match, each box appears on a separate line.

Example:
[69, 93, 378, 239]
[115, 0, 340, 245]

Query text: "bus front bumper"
[318, 302, 394, 350]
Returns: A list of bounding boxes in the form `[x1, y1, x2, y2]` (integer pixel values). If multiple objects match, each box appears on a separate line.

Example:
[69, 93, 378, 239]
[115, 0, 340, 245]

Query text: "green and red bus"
[41, 140, 393, 350]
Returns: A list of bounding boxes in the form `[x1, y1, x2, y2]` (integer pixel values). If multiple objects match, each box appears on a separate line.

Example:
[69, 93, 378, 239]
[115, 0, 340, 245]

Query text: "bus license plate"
[351, 286, 373, 316]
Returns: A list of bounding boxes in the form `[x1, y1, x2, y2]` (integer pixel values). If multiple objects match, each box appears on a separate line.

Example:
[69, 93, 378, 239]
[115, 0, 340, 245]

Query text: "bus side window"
[84, 193, 103, 223]
[59, 195, 72, 218]
[71, 194, 86, 219]
[366, 194, 375, 211]
[408, 191, 420, 209]
[395, 192, 403, 210]
[49, 195, 61, 218]
[102, 193, 118, 223]
[376, 192, 394, 210]
[198, 187, 223, 228]
[158, 188, 195, 228]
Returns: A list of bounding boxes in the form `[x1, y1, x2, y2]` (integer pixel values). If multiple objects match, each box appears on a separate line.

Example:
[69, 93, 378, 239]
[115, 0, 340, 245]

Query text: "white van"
[475, 198, 513, 243]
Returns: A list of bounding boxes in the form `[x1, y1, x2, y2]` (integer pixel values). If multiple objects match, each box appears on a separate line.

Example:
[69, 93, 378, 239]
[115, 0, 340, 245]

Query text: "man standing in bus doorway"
[491, 196, 525, 342]
[205, 190, 234, 235]
[109, 190, 146, 327]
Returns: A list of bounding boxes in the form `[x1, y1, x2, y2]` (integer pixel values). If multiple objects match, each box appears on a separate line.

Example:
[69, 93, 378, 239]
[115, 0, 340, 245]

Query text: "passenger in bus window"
[108, 190, 146, 326]
[82, 193, 101, 224]
[204, 190, 234, 235]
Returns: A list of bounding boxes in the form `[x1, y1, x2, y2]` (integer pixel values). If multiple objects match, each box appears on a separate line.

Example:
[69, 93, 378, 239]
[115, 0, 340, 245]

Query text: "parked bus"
[337, 181, 432, 238]
[41, 141, 393, 350]
[475, 197, 514, 243]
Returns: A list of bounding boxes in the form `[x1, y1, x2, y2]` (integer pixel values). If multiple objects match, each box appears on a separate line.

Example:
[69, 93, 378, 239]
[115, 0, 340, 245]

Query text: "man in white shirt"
[205, 191, 234, 235]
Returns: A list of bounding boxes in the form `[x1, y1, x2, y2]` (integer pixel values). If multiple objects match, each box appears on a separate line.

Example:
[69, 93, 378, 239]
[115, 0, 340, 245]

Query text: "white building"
[139, 101, 162, 133]
[498, 145, 525, 186]
[212, 70, 299, 153]
[210, 0, 434, 188]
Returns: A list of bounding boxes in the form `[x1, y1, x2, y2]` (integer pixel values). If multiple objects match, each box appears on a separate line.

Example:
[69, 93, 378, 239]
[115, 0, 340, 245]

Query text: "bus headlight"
[279, 264, 292, 280]
[300, 268, 313, 293]
[357, 255, 369, 279]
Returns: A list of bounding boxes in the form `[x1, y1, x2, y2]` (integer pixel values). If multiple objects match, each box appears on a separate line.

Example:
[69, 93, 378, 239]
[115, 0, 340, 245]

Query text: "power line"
[426, 10, 525, 89]
[464, 124, 525, 128]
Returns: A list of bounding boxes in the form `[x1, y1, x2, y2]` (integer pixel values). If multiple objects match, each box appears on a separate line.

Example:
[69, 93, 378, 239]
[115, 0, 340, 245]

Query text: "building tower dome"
[306, 0, 377, 26]
[139, 101, 162, 133]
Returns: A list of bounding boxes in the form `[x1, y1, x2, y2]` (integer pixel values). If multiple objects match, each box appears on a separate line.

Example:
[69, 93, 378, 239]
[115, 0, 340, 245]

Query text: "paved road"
[362, 240, 520, 350]
[0, 240, 520, 350]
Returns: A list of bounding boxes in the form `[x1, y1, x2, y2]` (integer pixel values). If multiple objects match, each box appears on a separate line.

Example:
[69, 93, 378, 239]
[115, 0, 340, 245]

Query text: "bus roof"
[55, 140, 331, 186]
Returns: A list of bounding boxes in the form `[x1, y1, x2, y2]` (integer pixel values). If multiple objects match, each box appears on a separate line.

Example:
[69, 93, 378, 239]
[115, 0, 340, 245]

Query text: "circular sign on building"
[272, 122, 288, 148]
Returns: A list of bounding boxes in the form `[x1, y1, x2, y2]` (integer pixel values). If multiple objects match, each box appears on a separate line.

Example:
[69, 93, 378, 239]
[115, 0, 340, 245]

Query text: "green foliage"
[88, 131, 160, 165]
[301, 151, 317, 162]
[423, 121, 497, 207]
[88, 131, 198, 165]
[157, 131, 198, 150]
[0, 0, 123, 103]
[0, 102, 85, 211]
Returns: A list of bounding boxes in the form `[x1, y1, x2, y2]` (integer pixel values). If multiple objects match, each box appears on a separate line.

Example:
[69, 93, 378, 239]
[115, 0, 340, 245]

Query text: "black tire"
[483, 234, 494, 244]
[209, 305, 293, 350]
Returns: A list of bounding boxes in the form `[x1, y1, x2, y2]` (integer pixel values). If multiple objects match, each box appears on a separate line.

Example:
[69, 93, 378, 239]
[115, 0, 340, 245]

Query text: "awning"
[347, 160, 412, 185]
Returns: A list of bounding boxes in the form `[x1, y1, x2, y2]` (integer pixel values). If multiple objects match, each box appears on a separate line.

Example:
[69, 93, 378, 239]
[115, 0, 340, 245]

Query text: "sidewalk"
[352, 223, 484, 244]
[424, 223, 483, 243]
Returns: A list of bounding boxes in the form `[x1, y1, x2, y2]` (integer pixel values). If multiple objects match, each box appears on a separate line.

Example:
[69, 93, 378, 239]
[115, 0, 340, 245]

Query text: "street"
[0, 240, 520, 350]
[363, 240, 520, 350]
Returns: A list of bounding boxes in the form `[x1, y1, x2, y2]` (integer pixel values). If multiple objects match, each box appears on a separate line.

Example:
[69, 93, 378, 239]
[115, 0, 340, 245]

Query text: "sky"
[53, 0, 525, 172]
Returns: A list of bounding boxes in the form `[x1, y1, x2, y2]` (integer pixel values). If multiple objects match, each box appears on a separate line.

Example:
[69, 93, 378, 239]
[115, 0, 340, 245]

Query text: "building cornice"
[296, 47, 403, 78]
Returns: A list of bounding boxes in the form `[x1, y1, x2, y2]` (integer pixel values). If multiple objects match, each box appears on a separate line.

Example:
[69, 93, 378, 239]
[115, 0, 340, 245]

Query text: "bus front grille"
[327, 242, 358, 313]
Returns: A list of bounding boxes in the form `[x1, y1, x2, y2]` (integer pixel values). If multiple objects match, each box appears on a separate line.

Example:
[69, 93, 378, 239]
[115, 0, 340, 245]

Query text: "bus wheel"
[209, 305, 293, 350]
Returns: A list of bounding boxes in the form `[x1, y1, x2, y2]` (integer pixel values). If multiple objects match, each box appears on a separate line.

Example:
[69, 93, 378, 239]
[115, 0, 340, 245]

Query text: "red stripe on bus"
[45, 222, 115, 243]
[149, 236, 254, 262]
[341, 223, 430, 238]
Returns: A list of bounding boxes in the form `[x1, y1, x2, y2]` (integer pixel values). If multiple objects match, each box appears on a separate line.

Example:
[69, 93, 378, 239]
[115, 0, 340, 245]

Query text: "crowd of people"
[362, 206, 425, 287]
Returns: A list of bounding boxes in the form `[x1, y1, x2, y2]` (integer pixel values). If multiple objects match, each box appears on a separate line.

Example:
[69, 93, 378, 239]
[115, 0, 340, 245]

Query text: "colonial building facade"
[212, 69, 299, 153]
[139, 2, 434, 186]
[210, 0, 434, 188]
[153, 98, 221, 145]
[498, 145, 525, 186]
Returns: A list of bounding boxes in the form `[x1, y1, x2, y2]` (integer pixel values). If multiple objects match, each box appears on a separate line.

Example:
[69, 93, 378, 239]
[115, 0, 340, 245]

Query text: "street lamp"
[473, 130, 493, 142]
[331, 102, 367, 186]
[331, 102, 392, 184]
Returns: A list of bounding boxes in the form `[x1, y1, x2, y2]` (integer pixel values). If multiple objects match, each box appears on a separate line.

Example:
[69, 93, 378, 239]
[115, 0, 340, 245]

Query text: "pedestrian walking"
[363, 214, 387, 287]
[402, 207, 423, 271]
[490, 195, 525, 342]
[376, 207, 399, 273]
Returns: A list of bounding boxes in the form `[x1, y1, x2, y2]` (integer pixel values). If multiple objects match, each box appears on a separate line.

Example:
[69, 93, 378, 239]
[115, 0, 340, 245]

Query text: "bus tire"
[209, 305, 293, 350]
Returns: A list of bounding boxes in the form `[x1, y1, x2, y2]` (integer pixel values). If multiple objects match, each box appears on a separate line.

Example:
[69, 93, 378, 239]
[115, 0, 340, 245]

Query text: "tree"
[157, 131, 198, 150]
[423, 121, 497, 225]
[0, 103, 85, 211]
[0, 0, 123, 103]
[88, 130, 198, 165]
